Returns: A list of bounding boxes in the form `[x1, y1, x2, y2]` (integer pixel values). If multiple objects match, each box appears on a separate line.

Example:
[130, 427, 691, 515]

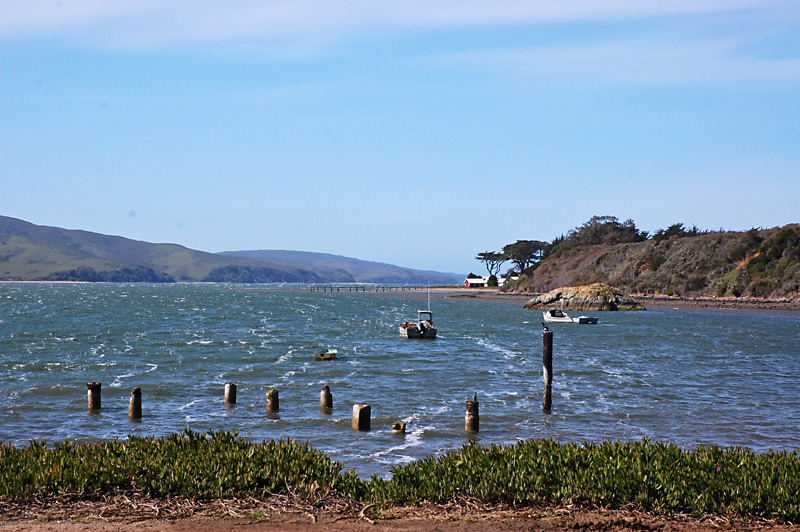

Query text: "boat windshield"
[418, 311, 433, 322]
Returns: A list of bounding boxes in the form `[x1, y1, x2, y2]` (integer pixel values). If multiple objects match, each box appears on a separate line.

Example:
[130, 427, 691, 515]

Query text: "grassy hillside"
[0, 234, 124, 279]
[507, 224, 800, 300]
[0, 216, 458, 284]
[0, 216, 352, 282]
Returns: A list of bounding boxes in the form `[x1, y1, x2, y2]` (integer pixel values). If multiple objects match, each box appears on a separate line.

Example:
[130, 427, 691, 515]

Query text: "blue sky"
[1, 1, 798, 275]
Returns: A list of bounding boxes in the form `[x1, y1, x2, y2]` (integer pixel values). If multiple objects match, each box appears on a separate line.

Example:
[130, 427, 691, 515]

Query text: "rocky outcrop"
[523, 283, 645, 311]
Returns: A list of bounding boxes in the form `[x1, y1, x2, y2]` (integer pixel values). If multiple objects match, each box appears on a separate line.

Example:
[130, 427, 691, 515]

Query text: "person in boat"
[416, 321, 425, 333]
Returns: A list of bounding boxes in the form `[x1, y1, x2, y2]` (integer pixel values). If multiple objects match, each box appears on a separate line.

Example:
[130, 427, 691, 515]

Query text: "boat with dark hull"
[399, 310, 437, 339]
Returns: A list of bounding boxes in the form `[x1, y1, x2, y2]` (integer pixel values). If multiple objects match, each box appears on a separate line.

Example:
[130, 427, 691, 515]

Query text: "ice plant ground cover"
[1, 431, 798, 522]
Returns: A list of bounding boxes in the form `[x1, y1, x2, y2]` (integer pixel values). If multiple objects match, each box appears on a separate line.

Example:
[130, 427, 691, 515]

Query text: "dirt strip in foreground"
[1, 495, 798, 532]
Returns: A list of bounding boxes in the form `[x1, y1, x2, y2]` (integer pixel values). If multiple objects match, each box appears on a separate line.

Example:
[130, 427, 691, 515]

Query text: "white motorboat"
[543, 309, 598, 324]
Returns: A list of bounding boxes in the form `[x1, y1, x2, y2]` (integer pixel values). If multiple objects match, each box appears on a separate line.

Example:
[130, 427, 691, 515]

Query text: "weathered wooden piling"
[87, 382, 101, 410]
[266, 389, 279, 412]
[128, 386, 142, 419]
[543, 329, 553, 412]
[224, 382, 237, 405]
[320, 385, 333, 410]
[465, 395, 479, 432]
[352, 404, 371, 431]
[392, 422, 406, 434]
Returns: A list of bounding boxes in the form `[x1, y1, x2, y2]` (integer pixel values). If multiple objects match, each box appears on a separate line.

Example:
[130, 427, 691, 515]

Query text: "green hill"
[0, 216, 350, 283]
[0, 216, 461, 284]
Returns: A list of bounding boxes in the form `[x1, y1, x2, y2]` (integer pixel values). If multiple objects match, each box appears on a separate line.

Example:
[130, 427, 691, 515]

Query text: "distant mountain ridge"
[0, 215, 463, 284]
[220, 250, 462, 284]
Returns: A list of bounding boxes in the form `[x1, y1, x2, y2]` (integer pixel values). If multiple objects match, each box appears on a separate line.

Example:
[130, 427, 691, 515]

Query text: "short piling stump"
[352, 404, 371, 431]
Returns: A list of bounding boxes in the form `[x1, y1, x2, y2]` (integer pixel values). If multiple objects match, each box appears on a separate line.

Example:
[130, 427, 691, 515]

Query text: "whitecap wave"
[179, 399, 200, 411]
[111, 372, 134, 387]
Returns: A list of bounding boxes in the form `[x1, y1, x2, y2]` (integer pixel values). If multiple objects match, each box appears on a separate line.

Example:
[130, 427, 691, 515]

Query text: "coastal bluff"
[523, 283, 645, 311]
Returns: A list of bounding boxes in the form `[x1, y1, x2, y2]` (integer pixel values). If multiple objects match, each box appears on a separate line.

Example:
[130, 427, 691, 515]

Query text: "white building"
[464, 275, 517, 287]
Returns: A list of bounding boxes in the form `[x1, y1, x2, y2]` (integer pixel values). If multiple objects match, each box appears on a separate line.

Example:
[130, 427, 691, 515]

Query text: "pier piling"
[465, 395, 479, 432]
[87, 382, 101, 410]
[352, 404, 371, 431]
[128, 386, 142, 419]
[542, 329, 553, 412]
[266, 389, 279, 412]
[224, 382, 237, 405]
[320, 385, 333, 412]
[392, 422, 407, 433]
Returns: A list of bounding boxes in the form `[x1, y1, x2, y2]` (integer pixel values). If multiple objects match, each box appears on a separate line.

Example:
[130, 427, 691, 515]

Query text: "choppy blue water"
[1, 283, 799, 478]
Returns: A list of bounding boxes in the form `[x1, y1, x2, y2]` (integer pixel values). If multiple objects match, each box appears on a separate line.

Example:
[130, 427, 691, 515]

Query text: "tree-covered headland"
[474, 216, 800, 299]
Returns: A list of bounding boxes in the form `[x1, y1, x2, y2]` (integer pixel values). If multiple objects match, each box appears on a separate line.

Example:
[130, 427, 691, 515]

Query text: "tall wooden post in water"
[87, 382, 101, 410]
[542, 328, 553, 412]
[128, 386, 142, 419]
[224, 383, 237, 405]
[465, 395, 479, 432]
[266, 389, 279, 412]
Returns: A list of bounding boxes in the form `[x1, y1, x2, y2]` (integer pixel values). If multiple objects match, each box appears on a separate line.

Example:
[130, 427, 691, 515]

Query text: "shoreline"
[3, 281, 799, 310]
[432, 287, 800, 310]
[628, 293, 800, 310]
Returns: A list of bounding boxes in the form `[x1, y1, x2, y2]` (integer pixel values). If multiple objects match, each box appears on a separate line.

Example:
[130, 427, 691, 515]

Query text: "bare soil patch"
[2, 495, 797, 532]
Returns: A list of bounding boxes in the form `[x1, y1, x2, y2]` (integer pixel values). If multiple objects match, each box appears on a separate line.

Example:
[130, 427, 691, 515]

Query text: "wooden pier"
[308, 285, 427, 292]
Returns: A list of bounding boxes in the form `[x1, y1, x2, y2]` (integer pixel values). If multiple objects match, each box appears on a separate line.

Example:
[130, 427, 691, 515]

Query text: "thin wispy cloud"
[444, 39, 800, 87]
[4, 0, 797, 88]
[1, 0, 793, 46]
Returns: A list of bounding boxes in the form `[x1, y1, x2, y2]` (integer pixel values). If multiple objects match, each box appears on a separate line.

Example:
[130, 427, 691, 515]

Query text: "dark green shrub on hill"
[645, 251, 667, 271]
[652, 223, 709, 244]
[562, 216, 648, 248]
[42, 266, 175, 283]
[201, 265, 323, 283]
